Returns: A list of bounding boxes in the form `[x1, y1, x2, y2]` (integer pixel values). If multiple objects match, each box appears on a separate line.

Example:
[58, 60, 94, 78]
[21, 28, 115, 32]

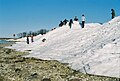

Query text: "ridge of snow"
[7, 16, 120, 78]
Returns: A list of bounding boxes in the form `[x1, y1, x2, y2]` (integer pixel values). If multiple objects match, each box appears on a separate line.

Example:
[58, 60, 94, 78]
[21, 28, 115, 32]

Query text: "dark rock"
[60, 75, 68, 78]
[4, 49, 13, 54]
[112, 39, 116, 41]
[42, 78, 51, 81]
[52, 65, 57, 68]
[15, 68, 21, 73]
[27, 73, 39, 80]
[30, 73, 38, 78]
[42, 38, 46, 42]
[14, 59, 25, 63]
[69, 78, 82, 81]
[25, 50, 31, 51]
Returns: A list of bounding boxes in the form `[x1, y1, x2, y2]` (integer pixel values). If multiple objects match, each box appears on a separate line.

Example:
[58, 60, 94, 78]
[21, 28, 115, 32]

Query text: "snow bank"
[7, 17, 120, 78]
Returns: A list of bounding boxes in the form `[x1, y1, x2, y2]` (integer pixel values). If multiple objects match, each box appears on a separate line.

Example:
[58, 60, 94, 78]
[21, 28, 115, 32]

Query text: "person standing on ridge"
[111, 9, 115, 19]
[63, 19, 68, 25]
[69, 19, 73, 29]
[81, 14, 85, 28]
[59, 21, 63, 27]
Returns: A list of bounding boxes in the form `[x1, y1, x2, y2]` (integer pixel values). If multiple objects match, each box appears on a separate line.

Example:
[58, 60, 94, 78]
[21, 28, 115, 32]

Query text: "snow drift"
[7, 16, 120, 78]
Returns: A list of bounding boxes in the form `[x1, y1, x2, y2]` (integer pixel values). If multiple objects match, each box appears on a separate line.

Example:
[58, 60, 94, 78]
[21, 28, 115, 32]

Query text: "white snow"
[7, 16, 120, 78]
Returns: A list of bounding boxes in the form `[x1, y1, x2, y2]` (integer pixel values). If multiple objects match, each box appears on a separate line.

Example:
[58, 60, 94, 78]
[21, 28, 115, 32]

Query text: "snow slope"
[7, 17, 120, 78]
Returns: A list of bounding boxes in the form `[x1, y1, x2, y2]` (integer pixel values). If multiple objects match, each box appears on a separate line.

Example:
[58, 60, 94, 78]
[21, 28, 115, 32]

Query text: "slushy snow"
[7, 16, 120, 78]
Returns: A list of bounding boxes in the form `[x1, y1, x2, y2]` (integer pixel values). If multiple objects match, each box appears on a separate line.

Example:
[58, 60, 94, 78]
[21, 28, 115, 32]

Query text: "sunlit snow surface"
[7, 17, 120, 78]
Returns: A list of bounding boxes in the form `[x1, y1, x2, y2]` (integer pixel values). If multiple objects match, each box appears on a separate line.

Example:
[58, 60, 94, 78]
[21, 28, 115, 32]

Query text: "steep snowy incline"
[7, 17, 120, 78]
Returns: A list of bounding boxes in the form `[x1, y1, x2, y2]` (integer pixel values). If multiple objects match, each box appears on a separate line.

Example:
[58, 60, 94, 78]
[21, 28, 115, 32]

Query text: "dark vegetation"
[17, 29, 49, 38]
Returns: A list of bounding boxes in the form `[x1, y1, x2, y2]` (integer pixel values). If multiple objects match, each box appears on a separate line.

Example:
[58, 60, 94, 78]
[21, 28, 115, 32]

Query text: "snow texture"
[7, 17, 120, 78]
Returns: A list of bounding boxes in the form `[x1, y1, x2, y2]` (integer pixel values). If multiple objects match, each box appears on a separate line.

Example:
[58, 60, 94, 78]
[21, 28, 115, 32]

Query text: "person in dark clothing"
[81, 14, 85, 28]
[63, 19, 68, 25]
[26, 36, 29, 44]
[69, 19, 73, 29]
[111, 9, 115, 19]
[59, 21, 63, 27]
[74, 16, 78, 21]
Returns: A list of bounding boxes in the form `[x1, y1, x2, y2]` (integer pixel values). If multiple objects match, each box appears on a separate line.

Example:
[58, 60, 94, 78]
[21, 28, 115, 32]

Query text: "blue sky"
[0, 0, 120, 38]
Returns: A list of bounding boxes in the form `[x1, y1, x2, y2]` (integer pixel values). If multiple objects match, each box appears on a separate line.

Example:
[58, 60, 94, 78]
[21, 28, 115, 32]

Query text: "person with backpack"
[81, 14, 85, 28]
[69, 19, 73, 29]
[111, 9, 115, 19]
[63, 19, 68, 25]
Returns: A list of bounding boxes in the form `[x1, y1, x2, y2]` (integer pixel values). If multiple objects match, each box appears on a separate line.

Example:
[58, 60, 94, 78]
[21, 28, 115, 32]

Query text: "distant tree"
[27, 31, 32, 36]
[22, 32, 27, 37]
[34, 32, 38, 36]
[39, 29, 48, 35]
[17, 29, 49, 38]
[17, 33, 22, 38]
[31, 32, 35, 36]
[37, 30, 41, 35]
[31, 32, 37, 36]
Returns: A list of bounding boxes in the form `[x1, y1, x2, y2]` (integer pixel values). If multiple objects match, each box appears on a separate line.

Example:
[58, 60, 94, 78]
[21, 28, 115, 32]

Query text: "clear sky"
[0, 0, 120, 38]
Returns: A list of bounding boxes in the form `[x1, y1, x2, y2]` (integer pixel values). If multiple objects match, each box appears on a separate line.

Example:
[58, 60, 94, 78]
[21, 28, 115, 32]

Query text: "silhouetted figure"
[31, 35, 34, 43]
[63, 19, 68, 25]
[69, 19, 73, 29]
[81, 14, 85, 28]
[26, 36, 29, 44]
[74, 16, 79, 21]
[111, 9, 115, 19]
[59, 21, 63, 27]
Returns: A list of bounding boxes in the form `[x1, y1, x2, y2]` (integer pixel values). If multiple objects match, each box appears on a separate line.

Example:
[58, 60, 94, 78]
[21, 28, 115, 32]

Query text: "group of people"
[26, 9, 116, 44]
[59, 19, 69, 27]
[26, 35, 34, 44]
[26, 35, 47, 44]
[59, 14, 86, 29]
[59, 9, 116, 29]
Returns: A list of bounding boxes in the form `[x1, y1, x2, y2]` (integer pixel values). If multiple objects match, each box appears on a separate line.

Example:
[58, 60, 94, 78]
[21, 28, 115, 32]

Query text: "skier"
[26, 36, 29, 44]
[69, 19, 73, 29]
[81, 14, 85, 28]
[74, 16, 78, 21]
[111, 9, 115, 19]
